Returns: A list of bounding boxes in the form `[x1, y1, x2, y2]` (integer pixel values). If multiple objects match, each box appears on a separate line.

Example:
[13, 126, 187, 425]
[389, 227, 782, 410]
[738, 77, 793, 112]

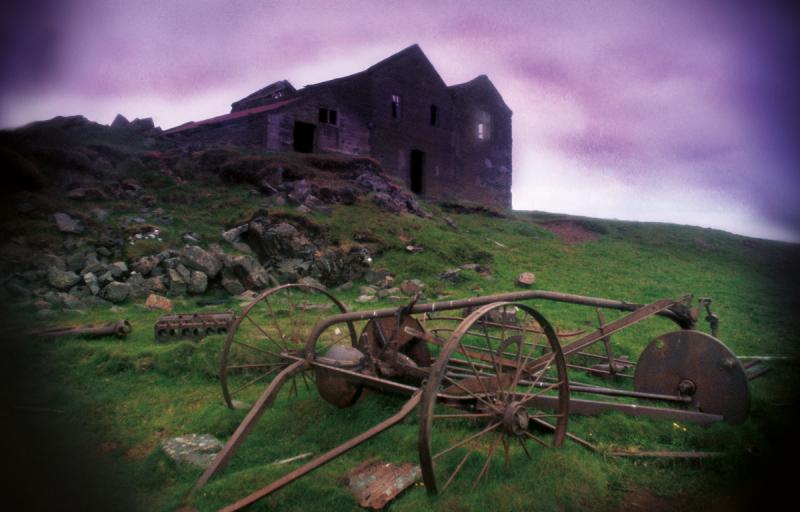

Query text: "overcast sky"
[2, 0, 798, 241]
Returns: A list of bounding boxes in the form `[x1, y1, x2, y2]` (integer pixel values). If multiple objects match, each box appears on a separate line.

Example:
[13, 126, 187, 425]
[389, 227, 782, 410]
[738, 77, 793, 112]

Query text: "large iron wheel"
[418, 302, 569, 494]
[220, 283, 356, 408]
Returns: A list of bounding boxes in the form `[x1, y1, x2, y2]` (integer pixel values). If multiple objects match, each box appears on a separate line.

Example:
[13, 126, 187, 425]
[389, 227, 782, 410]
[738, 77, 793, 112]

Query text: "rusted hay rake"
[191, 285, 758, 510]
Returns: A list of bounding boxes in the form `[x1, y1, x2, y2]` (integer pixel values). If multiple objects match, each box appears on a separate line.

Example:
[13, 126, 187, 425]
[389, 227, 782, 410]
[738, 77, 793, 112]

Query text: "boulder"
[516, 272, 536, 288]
[83, 272, 100, 295]
[101, 281, 130, 303]
[180, 245, 222, 278]
[47, 268, 81, 290]
[439, 268, 462, 283]
[111, 113, 130, 128]
[132, 255, 160, 276]
[297, 276, 325, 290]
[167, 268, 186, 296]
[221, 271, 245, 296]
[53, 212, 85, 234]
[143, 275, 168, 294]
[66, 252, 87, 272]
[188, 271, 208, 294]
[399, 279, 425, 296]
[145, 293, 173, 312]
[161, 434, 223, 469]
[109, 261, 129, 279]
[225, 255, 270, 290]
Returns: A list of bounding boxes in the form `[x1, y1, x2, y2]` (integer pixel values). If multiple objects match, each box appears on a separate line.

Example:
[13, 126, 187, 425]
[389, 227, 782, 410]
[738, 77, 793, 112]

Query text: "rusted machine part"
[634, 330, 750, 424]
[31, 319, 132, 338]
[219, 392, 423, 512]
[314, 345, 366, 408]
[418, 302, 570, 495]
[220, 283, 357, 409]
[155, 312, 234, 342]
[359, 315, 431, 379]
[347, 460, 421, 509]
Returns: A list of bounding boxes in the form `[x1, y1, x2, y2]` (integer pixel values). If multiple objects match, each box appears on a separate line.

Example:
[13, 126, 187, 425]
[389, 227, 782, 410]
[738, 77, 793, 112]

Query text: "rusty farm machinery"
[189, 284, 763, 510]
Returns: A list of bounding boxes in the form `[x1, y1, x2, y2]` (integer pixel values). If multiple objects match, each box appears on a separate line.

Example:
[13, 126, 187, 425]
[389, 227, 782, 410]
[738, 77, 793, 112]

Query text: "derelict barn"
[165, 45, 512, 208]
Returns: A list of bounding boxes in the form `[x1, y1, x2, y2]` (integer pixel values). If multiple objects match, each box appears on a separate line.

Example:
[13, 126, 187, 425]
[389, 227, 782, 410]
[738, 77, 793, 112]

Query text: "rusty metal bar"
[30, 319, 132, 338]
[192, 359, 309, 491]
[220, 391, 423, 512]
[521, 394, 722, 425]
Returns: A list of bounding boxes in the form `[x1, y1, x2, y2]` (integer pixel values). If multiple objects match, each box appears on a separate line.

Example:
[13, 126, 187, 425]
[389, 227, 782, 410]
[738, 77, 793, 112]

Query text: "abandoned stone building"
[165, 45, 512, 208]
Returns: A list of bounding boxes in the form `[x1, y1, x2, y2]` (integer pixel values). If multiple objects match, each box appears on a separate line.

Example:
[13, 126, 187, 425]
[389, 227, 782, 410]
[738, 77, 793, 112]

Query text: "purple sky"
[2, 1, 798, 241]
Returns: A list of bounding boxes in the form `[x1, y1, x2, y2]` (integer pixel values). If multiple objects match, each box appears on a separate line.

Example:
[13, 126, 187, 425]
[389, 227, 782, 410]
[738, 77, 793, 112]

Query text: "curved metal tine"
[244, 314, 288, 352]
[286, 286, 299, 344]
[433, 421, 501, 461]
[472, 432, 501, 490]
[519, 380, 565, 407]
[226, 362, 286, 371]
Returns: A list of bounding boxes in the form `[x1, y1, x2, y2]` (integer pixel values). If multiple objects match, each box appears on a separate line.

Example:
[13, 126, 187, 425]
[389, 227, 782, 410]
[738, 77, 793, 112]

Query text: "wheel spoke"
[517, 437, 532, 460]
[441, 451, 471, 492]
[472, 433, 501, 490]
[230, 365, 281, 395]
[232, 339, 282, 358]
[263, 295, 287, 347]
[441, 374, 500, 413]
[245, 310, 288, 351]
[523, 430, 549, 448]
[433, 412, 495, 420]
[433, 421, 501, 461]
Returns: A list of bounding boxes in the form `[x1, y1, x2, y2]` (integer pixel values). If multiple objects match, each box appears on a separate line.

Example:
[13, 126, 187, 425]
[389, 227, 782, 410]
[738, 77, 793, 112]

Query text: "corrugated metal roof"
[164, 97, 299, 134]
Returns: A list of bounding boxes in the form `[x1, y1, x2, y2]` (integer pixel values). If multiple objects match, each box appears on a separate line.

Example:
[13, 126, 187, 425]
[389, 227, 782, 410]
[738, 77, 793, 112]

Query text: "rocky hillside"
[0, 115, 438, 315]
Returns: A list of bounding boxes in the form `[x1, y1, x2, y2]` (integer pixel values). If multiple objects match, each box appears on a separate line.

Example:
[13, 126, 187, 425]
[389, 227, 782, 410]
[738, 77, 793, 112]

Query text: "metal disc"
[359, 316, 431, 368]
[634, 330, 750, 424]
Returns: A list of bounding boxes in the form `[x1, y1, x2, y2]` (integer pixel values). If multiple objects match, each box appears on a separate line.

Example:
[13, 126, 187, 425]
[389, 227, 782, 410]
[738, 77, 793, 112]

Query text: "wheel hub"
[502, 401, 529, 437]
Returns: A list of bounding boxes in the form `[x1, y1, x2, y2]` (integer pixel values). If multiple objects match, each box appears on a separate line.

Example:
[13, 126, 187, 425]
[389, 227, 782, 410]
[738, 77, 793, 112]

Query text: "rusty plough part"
[154, 312, 235, 342]
[188, 285, 757, 510]
[30, 319, 132, 338]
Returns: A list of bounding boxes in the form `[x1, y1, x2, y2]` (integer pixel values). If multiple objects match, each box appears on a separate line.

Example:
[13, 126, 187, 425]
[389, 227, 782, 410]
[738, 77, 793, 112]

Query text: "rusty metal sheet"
[347, 460, 421, 509]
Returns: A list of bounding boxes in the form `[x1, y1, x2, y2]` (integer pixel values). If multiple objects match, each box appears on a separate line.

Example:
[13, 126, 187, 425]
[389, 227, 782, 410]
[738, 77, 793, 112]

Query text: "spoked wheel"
[419, 302, 569, 494]
[220, 284, 356, 408]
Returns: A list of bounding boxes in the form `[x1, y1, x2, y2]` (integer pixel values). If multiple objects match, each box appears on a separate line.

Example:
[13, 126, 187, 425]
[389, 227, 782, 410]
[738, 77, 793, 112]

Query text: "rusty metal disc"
[634, 330, 750, 424]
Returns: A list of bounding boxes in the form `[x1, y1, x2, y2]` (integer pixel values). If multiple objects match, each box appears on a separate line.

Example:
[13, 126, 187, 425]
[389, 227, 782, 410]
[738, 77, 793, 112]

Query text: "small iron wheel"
[418, 302, 569, 494]
[220, 283, 356, 409]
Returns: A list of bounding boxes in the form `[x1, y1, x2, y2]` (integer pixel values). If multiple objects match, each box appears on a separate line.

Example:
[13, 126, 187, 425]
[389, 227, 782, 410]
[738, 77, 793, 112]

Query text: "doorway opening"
[410, 149, 424, 194]
[293, 121, 315, 153]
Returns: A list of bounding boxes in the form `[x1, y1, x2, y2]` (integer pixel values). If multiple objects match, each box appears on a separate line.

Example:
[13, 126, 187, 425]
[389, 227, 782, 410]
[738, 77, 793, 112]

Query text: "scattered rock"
[83, 272, 100, 295]
[90, 207, 109, 222]
[405, 244, 424, 254]
[444, 216, 459, 230]
[145, 293, 173, 312]
[297, 276, 325, 289]
[516, 272, 536, 288]
[47, 268, 81, 290]
[161, 434, 223, 468]
[221, 271, 245, 295]
[225, 254, 269, 289]
[167, 268, 187, 296]
[180, 245, 222, 278]
[101, 281, 131, 303]
[188, 271, 208, 294]
[356, 294, 377, 303]
[399, 279, 425, 296]
[439, 268, 462, 283]
[53, 212, 85, 234]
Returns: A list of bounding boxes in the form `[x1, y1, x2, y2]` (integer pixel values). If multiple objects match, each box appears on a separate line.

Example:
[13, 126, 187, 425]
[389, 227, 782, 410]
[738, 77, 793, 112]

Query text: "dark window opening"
[410, 149, 424, 194]
[430, 104, 438, 126]
[318, 107, 338, 126]
[293, 121, 315, 153]
[391, 94, 402, 119]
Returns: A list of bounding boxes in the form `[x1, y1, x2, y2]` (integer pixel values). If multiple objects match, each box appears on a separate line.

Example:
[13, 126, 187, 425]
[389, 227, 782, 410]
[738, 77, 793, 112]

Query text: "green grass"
[4, 136, 799, 510]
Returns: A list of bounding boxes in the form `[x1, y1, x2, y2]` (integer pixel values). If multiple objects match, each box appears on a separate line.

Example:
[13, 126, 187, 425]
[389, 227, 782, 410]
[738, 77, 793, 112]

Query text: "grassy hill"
[2, 117, 799, 511]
